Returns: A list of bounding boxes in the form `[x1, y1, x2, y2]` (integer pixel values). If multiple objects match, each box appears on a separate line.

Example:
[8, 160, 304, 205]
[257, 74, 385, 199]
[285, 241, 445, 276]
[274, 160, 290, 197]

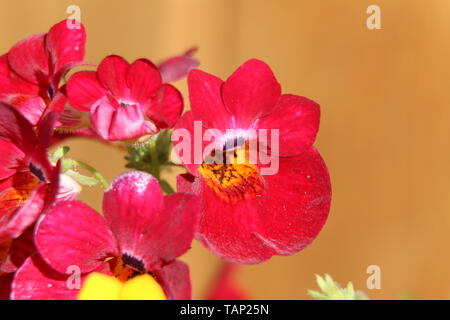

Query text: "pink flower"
[67, 55, 184, 141]
[174, 59, 332, 264]
[0, 102, 60, 244]
[11, 171, 201, 300]
[0, 20, 86, 126]
[158, 48, 200, 83]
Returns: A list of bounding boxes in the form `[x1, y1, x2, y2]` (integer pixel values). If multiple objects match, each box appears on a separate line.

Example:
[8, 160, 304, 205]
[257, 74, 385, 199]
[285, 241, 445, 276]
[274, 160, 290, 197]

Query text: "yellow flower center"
[199, 145, 264, 204]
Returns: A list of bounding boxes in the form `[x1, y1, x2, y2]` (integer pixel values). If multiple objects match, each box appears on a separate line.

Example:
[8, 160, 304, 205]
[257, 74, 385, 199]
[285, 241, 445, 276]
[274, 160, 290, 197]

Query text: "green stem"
[70, 159, 109, 189]
[149, 137, 160, 180]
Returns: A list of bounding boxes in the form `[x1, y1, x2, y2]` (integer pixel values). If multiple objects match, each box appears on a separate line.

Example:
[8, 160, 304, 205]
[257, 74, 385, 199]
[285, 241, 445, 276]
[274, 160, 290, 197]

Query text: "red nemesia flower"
[174, 59, 332, 264]
[66, 55, 184, 141]
[11, 171, 201, 300]
[205, 262, 249, 300]
[0, 20, 86, 126]
[0, 102, 60, 244]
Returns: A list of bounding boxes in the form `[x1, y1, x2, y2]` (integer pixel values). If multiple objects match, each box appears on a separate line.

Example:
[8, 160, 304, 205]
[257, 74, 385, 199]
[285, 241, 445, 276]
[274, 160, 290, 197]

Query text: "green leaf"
[51, 146, 70, 163]
[65, 170, 99, 186]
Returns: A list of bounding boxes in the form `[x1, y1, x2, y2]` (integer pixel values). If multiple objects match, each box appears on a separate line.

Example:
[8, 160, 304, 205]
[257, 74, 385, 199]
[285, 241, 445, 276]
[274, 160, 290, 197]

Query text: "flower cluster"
[0, 19, 331, 300]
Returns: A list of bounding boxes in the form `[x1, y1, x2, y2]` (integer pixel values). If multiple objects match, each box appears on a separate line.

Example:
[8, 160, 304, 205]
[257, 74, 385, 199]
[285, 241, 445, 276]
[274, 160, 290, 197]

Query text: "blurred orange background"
[1, 0, 449, 299]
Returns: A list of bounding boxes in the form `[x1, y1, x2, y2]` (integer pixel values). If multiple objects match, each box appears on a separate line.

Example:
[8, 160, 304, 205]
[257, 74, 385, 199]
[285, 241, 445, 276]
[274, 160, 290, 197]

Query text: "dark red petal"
[258, 147, 331, 256]
[36, 111, 58, 154]
[153, 260, 191, 300]
[0, 102, 37, 155]
[45, 20, 86, 76]
[90, 97, 155, 141]
[29, 112, 59, 183]
[0, 272, 13, 300]
[0, 138, 24, 181]
[194, 178, 277, 264]
[103, 171, 164, 267]
[13, 96, 47, 126]
[0, 55, 45, 125]
[47, 89, 67, 116]
[146, 84, 183, 129]
[127, 59, 161, 103]
[97, 55, 129, 97]
[188, 69, 232, 129]
[222, 59, 281, 128]
[11, 253, 99, 300]
[255, 94, 320, 156]
[137, 193, 201, 268]
[67, 71, 106, 111]
[8, 33, 49, 85]
[0, 225, 35, 273]
[0, 54, 40, 95]
[35, 200, 118, 274]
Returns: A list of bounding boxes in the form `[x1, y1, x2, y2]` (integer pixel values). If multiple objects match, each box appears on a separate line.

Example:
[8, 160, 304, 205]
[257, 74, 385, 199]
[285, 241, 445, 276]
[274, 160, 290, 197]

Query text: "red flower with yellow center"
[10, 171, 200, 300]
[174, 59, 332, 264]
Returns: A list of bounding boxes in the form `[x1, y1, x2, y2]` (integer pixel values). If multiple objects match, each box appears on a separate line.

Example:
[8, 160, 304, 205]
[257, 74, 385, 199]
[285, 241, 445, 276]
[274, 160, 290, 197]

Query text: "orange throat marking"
[0, 171, 40, 225]
[109, 255, 151, 283]
[199, 147, 264, 204]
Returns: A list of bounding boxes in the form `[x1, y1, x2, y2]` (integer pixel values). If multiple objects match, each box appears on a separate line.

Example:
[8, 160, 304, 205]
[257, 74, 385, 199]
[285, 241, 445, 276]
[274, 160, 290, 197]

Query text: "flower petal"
[172, 111, 219, 176]
[8, 33, 49, 85]
[127, 59, 161, 103]
[0, 138, 25, 181]
[181, 176, 276, 264]
[35, 201, 118, 274]
[146, 84, 183, 129]
[0, 102, 37, 155]
[13, 96, 47, 126]
[258, 147, 331, 256]
[90, 97, 155, 141]
[0, 182, 47, 244]
[11, 253, 98, 300]
[0, 54, 40, 95]
[67, 71, 106, 111]
[103, 171, 164, 268]
[55, 174, 81, 202]
[188, 69, 232, 129]
[45, 20, 86, 76]
[0, 225, 35, 273]
[153, 260, 191, 300]
[78, 272, 122, 300]
[0, 272, 13, 300]
[255, 94, 320, 156]
[139, 193, 200, 268]
[222, 59, 281, 128]
[97, 55, 129, 97]
[119, 274, 166, 300]
[159, 49, 200, 83]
